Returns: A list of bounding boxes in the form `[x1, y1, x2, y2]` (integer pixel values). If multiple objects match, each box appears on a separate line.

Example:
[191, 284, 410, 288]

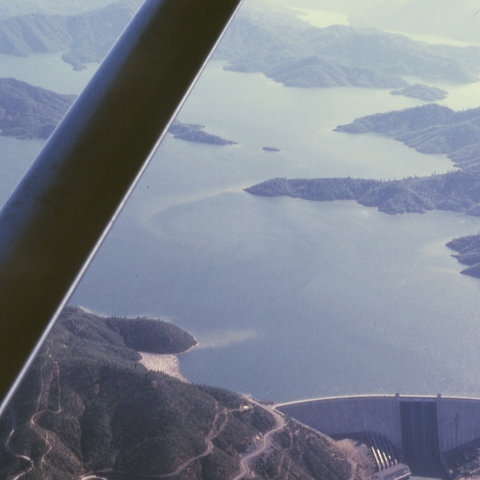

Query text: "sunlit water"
[2, 52, 480, 402]
[0, 53, 98, 94]
[289, 7, 349, 28]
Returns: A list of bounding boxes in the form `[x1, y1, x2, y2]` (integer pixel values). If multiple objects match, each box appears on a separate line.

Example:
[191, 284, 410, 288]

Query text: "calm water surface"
[2, 49, 480, 402]
[73, 63, 480, 401]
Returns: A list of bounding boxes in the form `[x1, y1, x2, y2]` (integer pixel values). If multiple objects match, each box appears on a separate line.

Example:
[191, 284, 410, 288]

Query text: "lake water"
[3, 49, 480, 403]
[0, 53, 98, 94]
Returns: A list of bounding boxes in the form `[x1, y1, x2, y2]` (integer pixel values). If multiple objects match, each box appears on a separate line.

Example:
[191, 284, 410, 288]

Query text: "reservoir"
[2, 51, 480, 402]
[72, 61, 480, 401]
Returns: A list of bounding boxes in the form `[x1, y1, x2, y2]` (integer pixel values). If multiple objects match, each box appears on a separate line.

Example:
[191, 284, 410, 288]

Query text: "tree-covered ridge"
[0, 77, 75, 139]
[0, 78, 235, 143]
[57, 306, 197, 355]
[0, 1, 139, 70]
[245, 170, 480, 278]
[446, 234, 480, 279]
[0, 307, 355, 479]
[335, 104, 480, 172]
[390, 84, 448, 102]
[2, 0, 480, 88]
[245, 171, 480, 216]
[216, 9, 480, 89]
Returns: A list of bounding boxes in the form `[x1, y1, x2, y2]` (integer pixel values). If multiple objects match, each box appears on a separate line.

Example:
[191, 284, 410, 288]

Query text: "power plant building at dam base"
[276, 395, 480, 479]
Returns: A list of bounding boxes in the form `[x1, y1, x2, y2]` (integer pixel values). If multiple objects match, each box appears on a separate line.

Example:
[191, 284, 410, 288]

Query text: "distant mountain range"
[0, 0, 142, 18]
[246, 104, 480, 279]
[1, 0, 479, 91]
[335, 104, 480, 172]
[216, 8, 480, 88]
[0, 307, 357, 480]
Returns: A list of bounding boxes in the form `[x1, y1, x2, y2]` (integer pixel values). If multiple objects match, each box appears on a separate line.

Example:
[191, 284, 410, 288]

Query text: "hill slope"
[335, 104, 480, 172]
[2, 0, 480, 87]
[0, 1, 138, 70]
[0, 307, 355, 480]
[216, 8, 480, 88]
[0, 78, 237, 143]
[0, 77, 75, 139]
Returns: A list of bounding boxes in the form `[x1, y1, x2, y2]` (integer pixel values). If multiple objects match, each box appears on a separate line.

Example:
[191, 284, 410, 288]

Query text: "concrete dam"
[276, 395, 480, 478]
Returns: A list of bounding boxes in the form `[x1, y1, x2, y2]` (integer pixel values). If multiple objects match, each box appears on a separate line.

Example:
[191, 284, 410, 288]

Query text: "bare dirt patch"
[335, 438, 376, 480]
[139, 353, 190, 383]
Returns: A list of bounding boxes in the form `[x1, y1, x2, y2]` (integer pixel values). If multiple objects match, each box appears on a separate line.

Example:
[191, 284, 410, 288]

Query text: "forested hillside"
[0, 307, 356, 480]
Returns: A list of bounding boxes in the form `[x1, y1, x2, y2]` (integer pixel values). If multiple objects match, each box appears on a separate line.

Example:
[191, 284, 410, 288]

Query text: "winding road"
[5, 347, 64, 480]
[231, 399, 287, 480]
[79, 398, 286, 480]
[5, 364, 286, 480]
[5, 408, 35, 480]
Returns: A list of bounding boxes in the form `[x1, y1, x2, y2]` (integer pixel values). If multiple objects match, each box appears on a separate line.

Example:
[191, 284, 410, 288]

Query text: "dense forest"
[0, 307, 356, 480]
[0, 77, 75, 139]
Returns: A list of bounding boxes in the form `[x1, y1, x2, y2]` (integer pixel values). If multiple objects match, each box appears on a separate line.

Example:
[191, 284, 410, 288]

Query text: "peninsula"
[334, 103, 480, 172]
[245, 171, 480, 216]
[246, 104, 480, 279]
[0, 306, 359, 480]
[0, 79, 234, 144]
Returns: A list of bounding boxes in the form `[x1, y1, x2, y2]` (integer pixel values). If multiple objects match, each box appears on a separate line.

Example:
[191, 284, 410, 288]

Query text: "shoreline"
[139, 352, 191, 383]
[139, 341, 198, 383]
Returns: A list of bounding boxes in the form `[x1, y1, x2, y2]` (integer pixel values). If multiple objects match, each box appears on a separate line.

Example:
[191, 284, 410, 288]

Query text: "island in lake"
[263, 146, 281, 152]
[390, 84, 448, 101]
[247, 103, 480, 279]
[0, 306, 360, 480]
[168, 120, 238, 146]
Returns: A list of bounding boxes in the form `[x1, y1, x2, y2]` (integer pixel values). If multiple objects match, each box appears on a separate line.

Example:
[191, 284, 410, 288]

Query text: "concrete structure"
[373, 463, 411, 480]
[277, 394, 480, 477]
[277, 395, 403, 449]
[437, 397, 480, 453]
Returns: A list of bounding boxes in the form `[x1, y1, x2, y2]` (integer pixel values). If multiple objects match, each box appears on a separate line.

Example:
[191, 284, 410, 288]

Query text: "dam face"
[400, 400, 440, 463]
[277, 395, 402, 448]
[277, 395, 480, 478]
